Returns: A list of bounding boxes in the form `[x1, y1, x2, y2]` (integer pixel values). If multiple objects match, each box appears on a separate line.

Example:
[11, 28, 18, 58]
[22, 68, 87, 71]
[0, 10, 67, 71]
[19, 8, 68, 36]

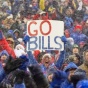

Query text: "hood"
[0, 50, 9, 57]
[13, 29, 20, 34]
[64, 62, 78, 72]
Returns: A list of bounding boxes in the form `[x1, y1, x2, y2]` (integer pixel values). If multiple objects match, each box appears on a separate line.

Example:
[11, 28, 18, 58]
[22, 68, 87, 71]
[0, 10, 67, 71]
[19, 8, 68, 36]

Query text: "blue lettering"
[48, 36, 53, 49]
[54, 36, 62, 50]
[42, 36, 47, 49]
[39, 36, 41, 49]
[28, 37, 38, 50]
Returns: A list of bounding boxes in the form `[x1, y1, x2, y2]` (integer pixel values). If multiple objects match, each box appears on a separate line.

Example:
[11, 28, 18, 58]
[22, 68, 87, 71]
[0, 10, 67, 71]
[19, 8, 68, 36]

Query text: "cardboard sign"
[27, 20, 64, 51]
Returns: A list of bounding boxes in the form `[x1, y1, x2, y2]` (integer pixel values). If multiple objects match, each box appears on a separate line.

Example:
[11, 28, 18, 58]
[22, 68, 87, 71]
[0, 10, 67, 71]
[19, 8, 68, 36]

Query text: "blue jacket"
[60, 62, 78, 88]
[14, 83, 26, 88]
[76, 80, 88, 88]
[55, 51, 65, 69]
[27, 51, 38, 65]
[0, 63, 27, 88]
[19, 55, 29, 71]
[50, 70, 67, 88]
[0, 63, 6, 83]
[64, 62, 78, 72]
[60, 80, 74, 88]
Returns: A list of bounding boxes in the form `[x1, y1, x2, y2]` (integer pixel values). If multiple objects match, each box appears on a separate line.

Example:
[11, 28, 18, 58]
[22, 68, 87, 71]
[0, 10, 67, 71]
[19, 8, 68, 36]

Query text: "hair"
[83, 50, 88, 57]
[42, 54, 52, 60]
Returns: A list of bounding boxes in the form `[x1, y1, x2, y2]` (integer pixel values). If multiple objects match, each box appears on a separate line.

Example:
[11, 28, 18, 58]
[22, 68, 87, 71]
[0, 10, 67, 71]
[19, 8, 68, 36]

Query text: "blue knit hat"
[0, 50, 9, 57]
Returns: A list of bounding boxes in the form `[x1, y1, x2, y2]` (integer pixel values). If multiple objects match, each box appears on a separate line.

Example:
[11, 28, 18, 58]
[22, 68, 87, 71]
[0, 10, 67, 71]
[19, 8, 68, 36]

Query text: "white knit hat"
[42, 53, 52, 60]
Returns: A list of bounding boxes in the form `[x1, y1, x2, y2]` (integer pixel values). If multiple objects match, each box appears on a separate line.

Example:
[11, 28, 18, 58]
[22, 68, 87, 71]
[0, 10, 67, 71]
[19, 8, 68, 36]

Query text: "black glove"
[14, 70, 25, 84]
[24, 72, 37, 88]
[4, 56, 25, 74]
[0, 82, 12, 88]
[28, 65, 49, 88]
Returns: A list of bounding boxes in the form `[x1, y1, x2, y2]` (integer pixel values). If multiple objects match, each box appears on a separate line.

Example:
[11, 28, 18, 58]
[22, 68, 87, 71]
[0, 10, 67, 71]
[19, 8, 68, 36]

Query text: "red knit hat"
[74, 25, 82, 31]
[33, 50, 40, 60]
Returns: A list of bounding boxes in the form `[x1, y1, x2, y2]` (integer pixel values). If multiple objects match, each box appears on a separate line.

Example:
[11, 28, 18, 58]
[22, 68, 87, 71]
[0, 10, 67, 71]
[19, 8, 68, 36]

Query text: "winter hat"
[6, 38, 14, 43]
[14, 49, 26, 58]
[0, 50, 9, 57]
[79, 41, 85, 45]
[2, 1, 8, 7]
[17, 38, 23, 43]
[14, 44, 26, 58]
[7, 14, 13, 19]
[15, 44, 25, 51]
[76, 80, 88, 88]
[7, 30, 13, 37]
[74, 25, 82, 31]
[33, 50, 40, 60]
[42, 53, 52, 60]
[67, 37, 74, 45]
[7, 30, 13, 35]
[13, 29, 20, 35]
[72, 44, 79, 49]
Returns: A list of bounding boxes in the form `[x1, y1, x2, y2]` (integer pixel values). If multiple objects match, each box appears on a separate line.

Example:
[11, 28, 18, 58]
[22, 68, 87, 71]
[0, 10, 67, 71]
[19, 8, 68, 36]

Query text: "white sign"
[27, 20, 64, 51]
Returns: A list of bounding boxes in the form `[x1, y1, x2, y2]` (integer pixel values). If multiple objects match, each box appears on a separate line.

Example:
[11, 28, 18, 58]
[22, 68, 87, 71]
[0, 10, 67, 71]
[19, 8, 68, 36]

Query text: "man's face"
[42, 57, 51, 68]
[7, 40, 14, 49]
[1, 54, 7, 61]
[14, 32, 19, 37]
[84, 52, 88, 62]
[72, 48, 79, 54]
[73, 57, 79, 65]
[84, 51, 88, 66]
[68, 69, 75, 81]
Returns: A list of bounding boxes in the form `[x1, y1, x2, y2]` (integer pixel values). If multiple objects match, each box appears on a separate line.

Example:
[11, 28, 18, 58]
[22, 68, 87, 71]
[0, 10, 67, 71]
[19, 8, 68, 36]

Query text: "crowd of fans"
[0, 0, 88, 88]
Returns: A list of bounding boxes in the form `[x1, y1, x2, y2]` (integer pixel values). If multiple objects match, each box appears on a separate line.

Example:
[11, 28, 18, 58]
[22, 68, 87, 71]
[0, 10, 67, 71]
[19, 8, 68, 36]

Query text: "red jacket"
[0, 38, 16, 59]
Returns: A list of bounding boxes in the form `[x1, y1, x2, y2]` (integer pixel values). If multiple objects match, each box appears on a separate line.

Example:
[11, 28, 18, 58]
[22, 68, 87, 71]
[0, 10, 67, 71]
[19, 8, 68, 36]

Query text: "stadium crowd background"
[0, 0, 88, 88]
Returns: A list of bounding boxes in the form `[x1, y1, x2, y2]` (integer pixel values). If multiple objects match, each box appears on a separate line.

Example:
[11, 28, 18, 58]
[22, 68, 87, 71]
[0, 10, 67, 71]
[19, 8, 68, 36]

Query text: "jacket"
[50, 70, 67, 88]
[60, 80, 74, 88]
[0, 38, 16, 58]
[79, 64, 88, 77]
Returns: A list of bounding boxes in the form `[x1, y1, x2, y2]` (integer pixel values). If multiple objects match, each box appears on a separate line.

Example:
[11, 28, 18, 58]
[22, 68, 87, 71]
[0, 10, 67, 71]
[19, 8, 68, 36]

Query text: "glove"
[60, 36, 67, 44]
[14, 70, 25, 84]
[4, 56, 25, 74]
[19, 55, 29, 71]
[0, 82, 12, 88]
[24, 72, 37, 88]
[28, 65, 49, 88]
[23, 35, 30, 45]
[0, 30, 4, 40]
